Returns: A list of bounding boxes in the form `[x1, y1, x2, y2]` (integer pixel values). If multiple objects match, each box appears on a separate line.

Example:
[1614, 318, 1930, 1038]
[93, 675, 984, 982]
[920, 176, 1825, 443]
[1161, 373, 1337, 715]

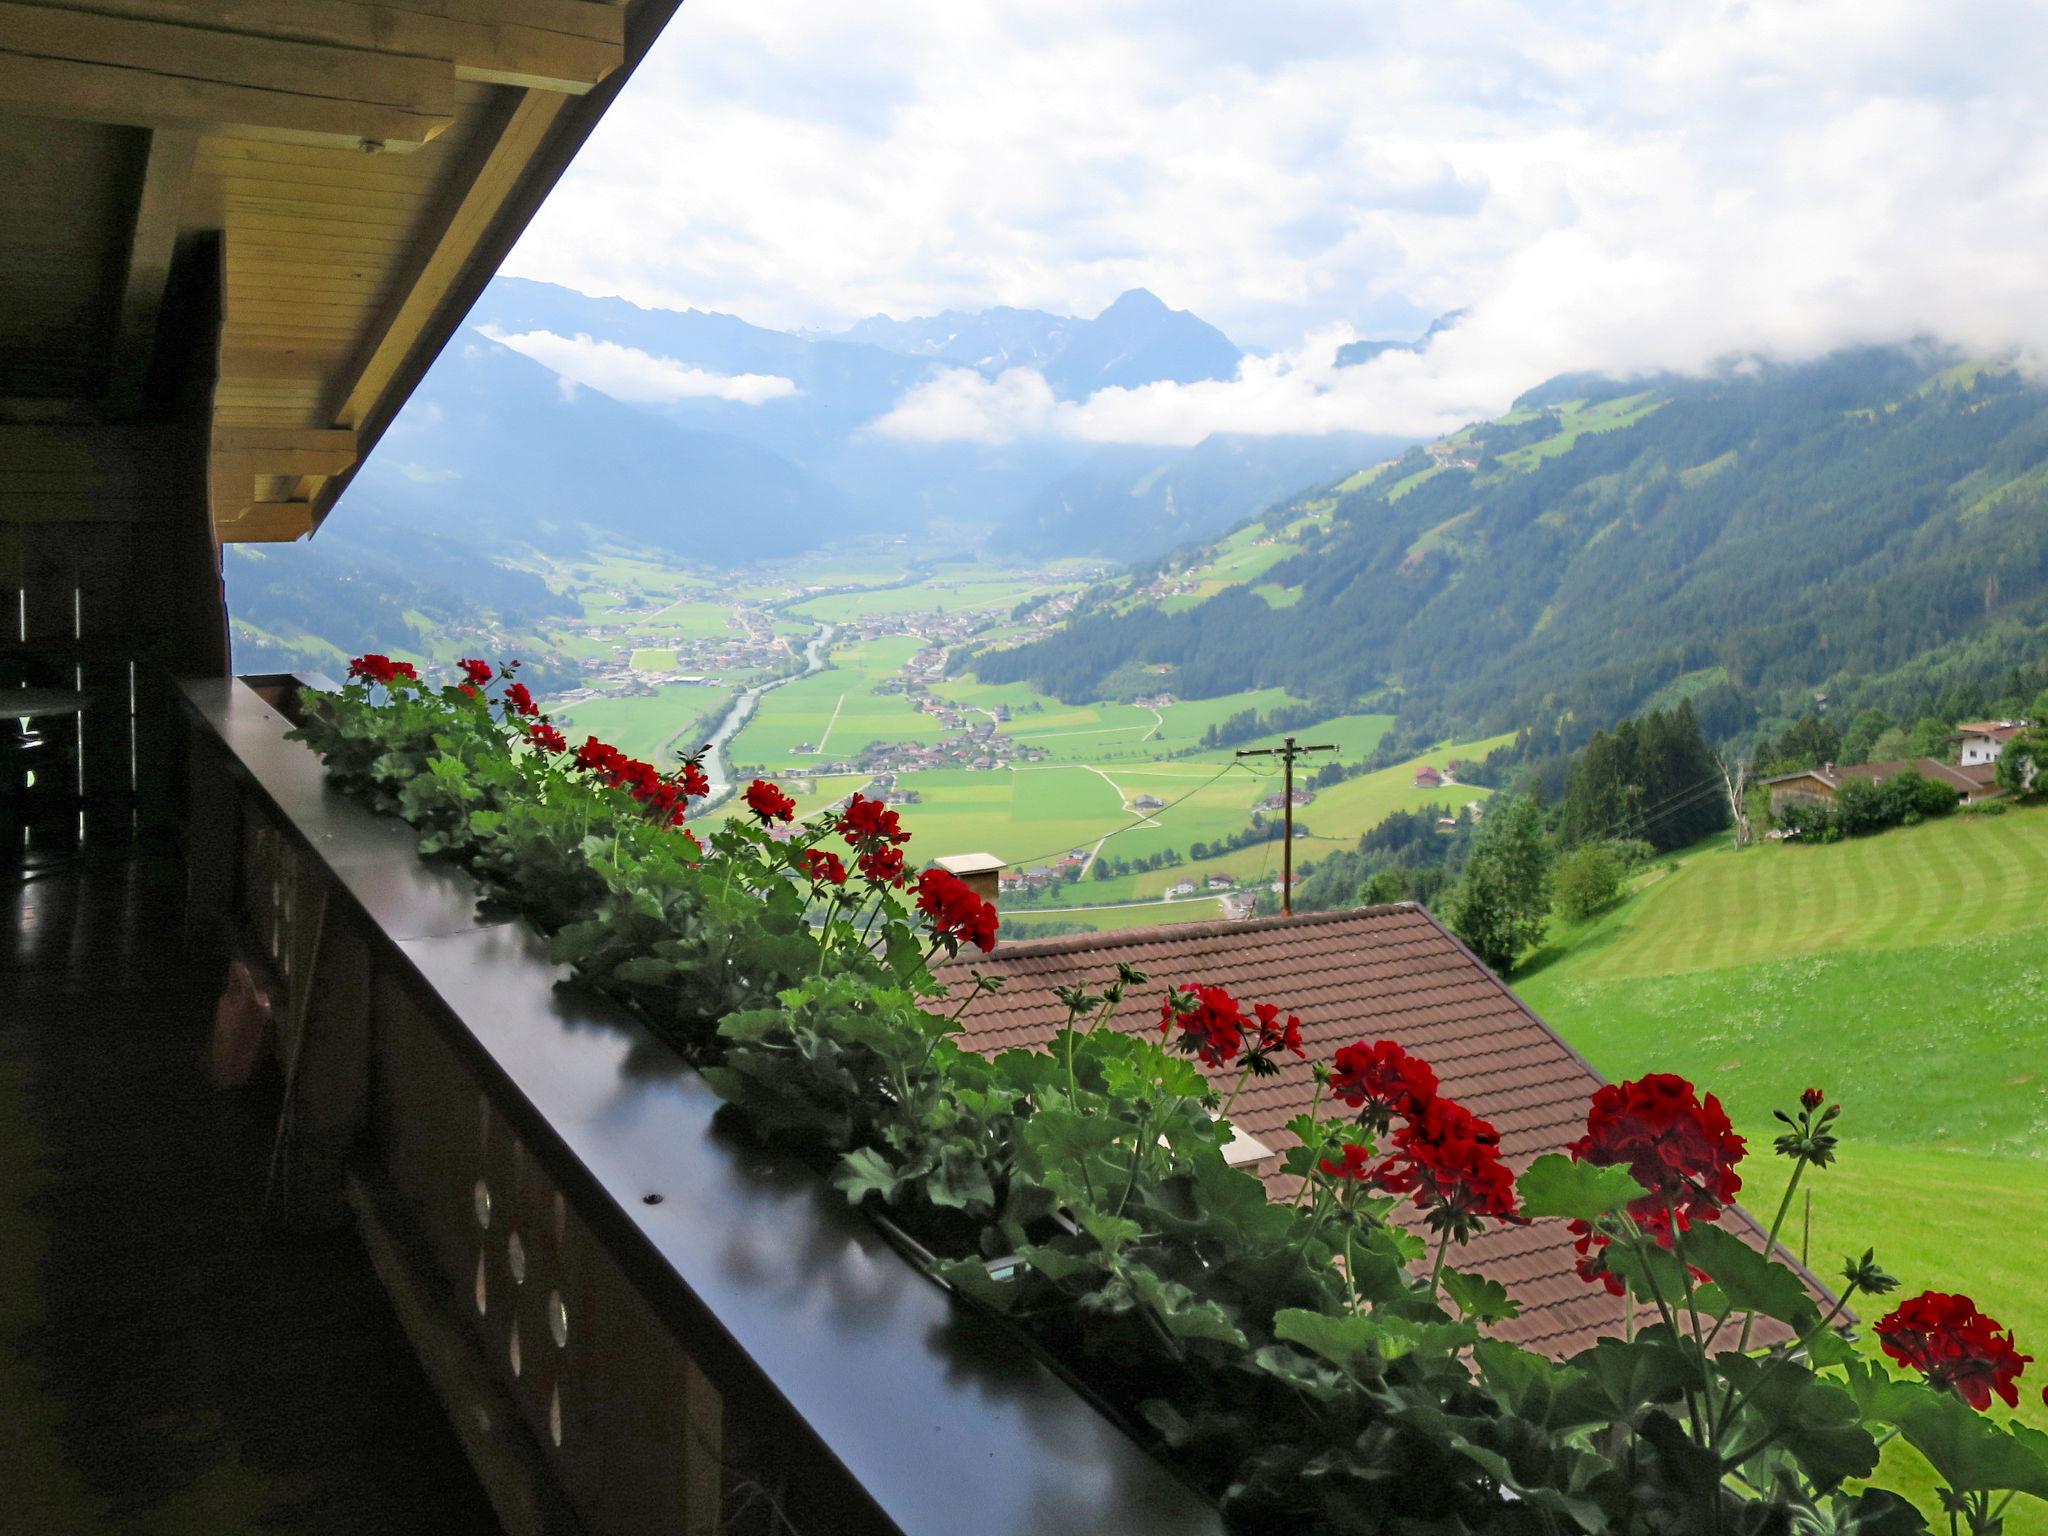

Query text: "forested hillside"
[975, 349, 2048, 746]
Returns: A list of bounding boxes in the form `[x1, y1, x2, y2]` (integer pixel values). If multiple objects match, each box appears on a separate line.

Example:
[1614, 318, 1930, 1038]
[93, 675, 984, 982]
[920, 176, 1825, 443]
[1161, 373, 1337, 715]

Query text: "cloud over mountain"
[477, 327, 801, 405]
[503, 0, 2048, 439]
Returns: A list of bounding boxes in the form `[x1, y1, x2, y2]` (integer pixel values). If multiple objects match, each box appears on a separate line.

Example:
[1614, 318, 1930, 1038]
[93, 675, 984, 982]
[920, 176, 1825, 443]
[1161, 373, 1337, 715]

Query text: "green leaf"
[1071, 1204, 1143, 1254]
[926, 1143, 996, 1212]
[1516, 1154, 1645, 1221]
[1715, 1352, 1876, 1490]
[1601, 1234, 1695, 1309]
[1889, 1385, 2048, 1498]
[1679, 1222, 1821, 1331]
[832, 1147, 902, 1205]
[1440, 1267, 1521, 1324]
[1248, 1343, 1353, 1402]
[1125, 1265, 1246, 1348]
[609, 955, 679, 989]
[1566, 1333, 1698, 1420]
[1273, 1307, 1392, 1371]
[930, 1256, 1018, 1311]
[1015, 1241, 1101, 1283]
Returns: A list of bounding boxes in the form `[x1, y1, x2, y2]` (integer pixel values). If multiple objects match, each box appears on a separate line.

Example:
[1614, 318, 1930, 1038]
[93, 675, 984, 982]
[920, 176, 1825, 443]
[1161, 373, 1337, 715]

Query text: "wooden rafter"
[329, 87, 566, 438]
[33, 0, 625, 95]
[105, 126, 198, 417]
[0, 2, 458, 149]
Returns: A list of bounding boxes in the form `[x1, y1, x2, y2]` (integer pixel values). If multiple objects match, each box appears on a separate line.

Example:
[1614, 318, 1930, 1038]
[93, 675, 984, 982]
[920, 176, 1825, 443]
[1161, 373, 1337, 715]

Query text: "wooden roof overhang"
[0, 0, 684, 543]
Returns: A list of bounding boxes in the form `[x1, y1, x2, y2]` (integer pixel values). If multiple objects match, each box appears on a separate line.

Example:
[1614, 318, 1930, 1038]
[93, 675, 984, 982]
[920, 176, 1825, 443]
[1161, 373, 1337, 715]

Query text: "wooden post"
[1234, 735, 1337, 916]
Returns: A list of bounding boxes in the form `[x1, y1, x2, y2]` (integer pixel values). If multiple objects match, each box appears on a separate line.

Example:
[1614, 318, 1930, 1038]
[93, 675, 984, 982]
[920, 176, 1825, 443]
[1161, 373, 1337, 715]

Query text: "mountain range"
[338, 278, 1415, 565]
[973, 347, 2048, 749]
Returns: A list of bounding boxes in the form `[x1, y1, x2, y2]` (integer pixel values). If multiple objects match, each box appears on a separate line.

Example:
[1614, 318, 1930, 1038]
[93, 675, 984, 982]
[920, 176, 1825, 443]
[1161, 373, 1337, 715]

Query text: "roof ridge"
[958, 901, 1424, 964]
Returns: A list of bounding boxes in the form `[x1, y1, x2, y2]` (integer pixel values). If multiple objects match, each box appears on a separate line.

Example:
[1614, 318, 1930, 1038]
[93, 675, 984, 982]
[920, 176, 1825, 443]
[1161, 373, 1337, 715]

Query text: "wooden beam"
[216, 502, 314, 542]
[0, 3, 456, 149]
[330, 87, 566, 435]
[210, 427, 355, 531]
[35, 0, 622, 95]
[106, 127, 199, 418]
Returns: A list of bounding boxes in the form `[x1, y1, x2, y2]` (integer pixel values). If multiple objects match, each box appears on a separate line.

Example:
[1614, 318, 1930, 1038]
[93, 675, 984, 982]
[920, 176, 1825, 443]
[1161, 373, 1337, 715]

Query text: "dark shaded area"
[1, 857, 495, 1534]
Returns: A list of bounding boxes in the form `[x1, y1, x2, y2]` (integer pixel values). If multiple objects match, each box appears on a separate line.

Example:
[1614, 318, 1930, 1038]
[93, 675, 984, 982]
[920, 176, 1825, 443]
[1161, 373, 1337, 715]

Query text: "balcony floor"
[3, 856, 497, 1534]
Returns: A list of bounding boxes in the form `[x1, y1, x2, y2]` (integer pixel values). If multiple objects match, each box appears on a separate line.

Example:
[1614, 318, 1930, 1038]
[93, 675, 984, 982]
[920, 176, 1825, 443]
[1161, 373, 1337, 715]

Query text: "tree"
[1553, 843, 1623, 922]
[1444, 796, 1551, 973]
[1995, 725, 2046, 797]
[1840, 708, 1892, 765]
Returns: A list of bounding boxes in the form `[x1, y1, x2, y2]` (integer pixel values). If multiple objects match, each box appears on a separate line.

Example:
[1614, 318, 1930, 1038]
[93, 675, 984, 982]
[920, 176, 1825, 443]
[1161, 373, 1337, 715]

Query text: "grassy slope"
[1514, 809, 2048, 1528]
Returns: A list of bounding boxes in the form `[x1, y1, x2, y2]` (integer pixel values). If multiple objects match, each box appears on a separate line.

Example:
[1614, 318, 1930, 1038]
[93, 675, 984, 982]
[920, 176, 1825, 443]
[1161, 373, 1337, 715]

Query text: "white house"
[1955, 720, 2030, 767]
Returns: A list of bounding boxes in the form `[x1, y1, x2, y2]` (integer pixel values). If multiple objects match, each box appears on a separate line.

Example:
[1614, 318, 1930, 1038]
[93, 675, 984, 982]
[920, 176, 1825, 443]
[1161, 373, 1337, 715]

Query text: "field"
[1533, 811, 2048, 982]
[726, 635, 948, 767]
[1515, 809, 2048, 1526]
[549, 681, 726, 762]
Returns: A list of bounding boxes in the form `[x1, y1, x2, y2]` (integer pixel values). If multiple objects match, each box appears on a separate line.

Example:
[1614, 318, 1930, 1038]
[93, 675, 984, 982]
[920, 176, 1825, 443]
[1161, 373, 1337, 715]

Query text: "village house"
[935, 906, 1829, 1357]
[1763, 756, 2002, 813]
[1413, 764, 1444, 788]
[1954, 719, 2031, 767]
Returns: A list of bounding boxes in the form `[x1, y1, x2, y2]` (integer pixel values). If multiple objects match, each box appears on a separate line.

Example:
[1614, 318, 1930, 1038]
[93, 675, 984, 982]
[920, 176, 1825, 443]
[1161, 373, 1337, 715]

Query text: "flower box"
[177, 673, 1221, 1536]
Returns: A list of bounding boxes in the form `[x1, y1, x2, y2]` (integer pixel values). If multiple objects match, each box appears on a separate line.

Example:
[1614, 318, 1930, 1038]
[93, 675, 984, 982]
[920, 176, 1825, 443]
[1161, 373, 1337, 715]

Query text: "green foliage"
[1998, 725, 2046, 797]
[1445, 794, 1552, 972]
[295, 664, 2048, 1536]
[1560, 700, 1728, 852]
[1779, 768, 1961, 843]
[1553, 842, 1624, 922]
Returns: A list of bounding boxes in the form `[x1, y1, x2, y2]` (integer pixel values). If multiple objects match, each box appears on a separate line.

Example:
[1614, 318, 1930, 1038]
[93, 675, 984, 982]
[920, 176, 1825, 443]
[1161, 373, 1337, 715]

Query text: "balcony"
[146, 671, 1219, 1536]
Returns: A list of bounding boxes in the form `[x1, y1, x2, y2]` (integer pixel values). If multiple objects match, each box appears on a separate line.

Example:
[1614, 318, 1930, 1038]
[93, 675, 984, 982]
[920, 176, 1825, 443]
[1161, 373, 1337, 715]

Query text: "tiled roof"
[936, 903, 1827, 1357]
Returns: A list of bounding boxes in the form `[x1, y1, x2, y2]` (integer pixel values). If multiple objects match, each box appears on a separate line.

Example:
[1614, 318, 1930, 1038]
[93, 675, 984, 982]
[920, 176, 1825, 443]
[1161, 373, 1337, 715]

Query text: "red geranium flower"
[1876, 1292, 2032, 1411]
[457, 658, 494, 687]
[856, 844, 908, 888]
[1374, 1097, 1521, 1240]
[1329, 1040, 1439, 1133]
[915, 868, 999, 953]
[1569, 1073, 1745, 1233]
[1319, 1143, 1375, 1182]
[1158, 983, 1251, 1069]
[744, 778, 797, 824]
[839, 793, 910, 849]
[502, 681, 539, 717]
[347, 653, 418, 686]
[458, 684, 481, 700]
[528, 721, 568, 754]
[1801, 1086, 1825, 1110]
[801, 848, 847, 885]
[574, 736, 622, 775]
[678, 758, 712, 799]
[1252, 1001, 1306, 1060]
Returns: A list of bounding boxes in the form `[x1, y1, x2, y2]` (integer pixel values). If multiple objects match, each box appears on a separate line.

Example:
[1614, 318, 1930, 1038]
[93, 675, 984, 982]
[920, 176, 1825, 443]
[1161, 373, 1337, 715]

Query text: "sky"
[502, 0, 2048, 444]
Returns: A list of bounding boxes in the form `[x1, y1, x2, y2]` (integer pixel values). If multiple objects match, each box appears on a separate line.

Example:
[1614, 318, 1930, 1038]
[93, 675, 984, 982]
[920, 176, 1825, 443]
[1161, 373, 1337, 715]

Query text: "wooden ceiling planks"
[0, 0, 679, 545]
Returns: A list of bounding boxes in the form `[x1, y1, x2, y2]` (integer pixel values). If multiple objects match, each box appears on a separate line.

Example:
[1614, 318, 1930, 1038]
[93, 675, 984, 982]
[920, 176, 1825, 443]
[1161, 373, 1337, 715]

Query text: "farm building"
[1762, 757, 2002, 813]
[1414, 765, 1444, 787]
[935, 905, 1832, 1358]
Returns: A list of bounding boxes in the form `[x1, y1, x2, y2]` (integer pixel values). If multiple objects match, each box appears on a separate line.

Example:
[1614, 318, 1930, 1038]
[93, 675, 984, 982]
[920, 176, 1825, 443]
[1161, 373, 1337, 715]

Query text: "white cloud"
[504, 0, 2048, 437]
[476, 327, 800, 406]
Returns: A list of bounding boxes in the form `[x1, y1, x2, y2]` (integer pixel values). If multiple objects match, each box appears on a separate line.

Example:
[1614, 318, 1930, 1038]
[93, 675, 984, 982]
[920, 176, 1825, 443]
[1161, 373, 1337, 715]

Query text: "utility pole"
[1236, 734, 1337, 916]
[1718, 755, 1752, 850]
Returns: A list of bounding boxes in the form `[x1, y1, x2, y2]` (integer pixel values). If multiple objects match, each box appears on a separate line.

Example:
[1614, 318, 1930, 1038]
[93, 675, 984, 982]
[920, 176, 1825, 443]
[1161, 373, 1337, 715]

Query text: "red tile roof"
[936, 903, 1828, 1357]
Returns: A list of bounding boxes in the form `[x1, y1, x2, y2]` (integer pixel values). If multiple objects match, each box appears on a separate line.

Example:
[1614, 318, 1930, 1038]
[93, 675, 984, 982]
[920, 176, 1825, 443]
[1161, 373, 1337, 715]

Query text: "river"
[695, 619, 835, 806]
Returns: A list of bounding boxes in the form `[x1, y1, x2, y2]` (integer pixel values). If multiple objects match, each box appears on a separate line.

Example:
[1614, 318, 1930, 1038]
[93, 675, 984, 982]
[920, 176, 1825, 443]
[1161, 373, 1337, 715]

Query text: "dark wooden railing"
[177, 673, 1222, 1536]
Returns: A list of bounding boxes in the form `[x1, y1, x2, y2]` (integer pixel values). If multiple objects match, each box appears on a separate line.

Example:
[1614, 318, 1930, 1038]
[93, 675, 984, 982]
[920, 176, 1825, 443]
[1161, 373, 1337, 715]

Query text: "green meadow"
[727, 635, 947, 767]
[548, 681, 726, 763]
[1515, 808, 2048, 1528]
